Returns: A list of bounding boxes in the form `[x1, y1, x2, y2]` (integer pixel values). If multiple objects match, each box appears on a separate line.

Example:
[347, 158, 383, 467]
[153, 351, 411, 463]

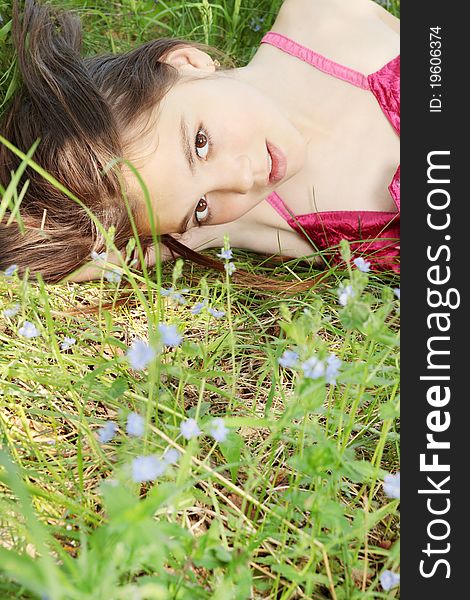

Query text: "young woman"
[0, 0, 399, 282]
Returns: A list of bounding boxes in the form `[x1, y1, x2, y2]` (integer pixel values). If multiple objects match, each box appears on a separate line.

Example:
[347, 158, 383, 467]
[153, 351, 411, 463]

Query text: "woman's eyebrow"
[180, 116, 195, 175]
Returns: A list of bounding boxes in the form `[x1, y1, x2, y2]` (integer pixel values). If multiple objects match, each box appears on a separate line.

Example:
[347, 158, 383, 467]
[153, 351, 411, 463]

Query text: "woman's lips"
[266, 142, 287, 185]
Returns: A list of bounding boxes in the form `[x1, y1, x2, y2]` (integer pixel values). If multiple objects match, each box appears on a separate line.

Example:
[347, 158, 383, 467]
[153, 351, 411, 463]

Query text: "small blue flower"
[162, 448, 180, 465]
[180, 418, 201, 440]
[3, 303, 20, 318]
[394, 287, 400, 300]
[249, 16, 265, 32]
[126, 412, 145, 437]
[4, 264, 18, 277]
[325, 354, 342, 385]
[91, 251, 122, 283]
[209, 418, 229, 443]
[91, 251, 107, 262]
[172, 293, 186, 304]
[278, 349, 299, 369]
[104, 267, 122, 284]
[98, 421, 118, 444]
[158, 323, 183, 348]
[353, 257, 371, 272]
[338, 284, 355, 306]
[301, 356, 325, 380]
[224, 262, 236, 276]
[383, 472, 400, 499]
[191, 300, 208, 315]
[217, 247, 233, 260]
[131, 455, 167, 483]
[161, 287, 187, 305]
[127, 339, 156, 370]
[208, 307, 226, 319]
[380, 570, 400, 591]
[18, 321, 40, 339]
[61, 337, 76, 351]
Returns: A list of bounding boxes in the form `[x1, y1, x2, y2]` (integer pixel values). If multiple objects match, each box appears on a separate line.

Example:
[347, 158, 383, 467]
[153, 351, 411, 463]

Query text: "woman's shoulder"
[274, 0, 398, 26]
[267, 0, 399, 74]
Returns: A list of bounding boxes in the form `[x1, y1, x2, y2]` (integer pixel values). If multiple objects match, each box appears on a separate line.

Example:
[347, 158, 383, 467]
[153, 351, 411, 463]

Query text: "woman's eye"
[195, 130, 209, 159]
[195, 196, 210, 224]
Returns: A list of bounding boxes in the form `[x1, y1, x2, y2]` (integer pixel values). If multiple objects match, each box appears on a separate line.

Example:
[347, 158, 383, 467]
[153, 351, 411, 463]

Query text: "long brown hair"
[0, 0, 321, 293]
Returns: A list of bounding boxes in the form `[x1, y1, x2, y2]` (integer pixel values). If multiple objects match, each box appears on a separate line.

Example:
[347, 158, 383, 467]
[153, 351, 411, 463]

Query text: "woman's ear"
[163, 46, 216, 75]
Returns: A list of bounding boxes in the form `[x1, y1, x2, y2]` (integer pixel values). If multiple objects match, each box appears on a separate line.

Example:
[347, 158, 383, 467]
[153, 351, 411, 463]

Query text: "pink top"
[261, 32, 400, 272]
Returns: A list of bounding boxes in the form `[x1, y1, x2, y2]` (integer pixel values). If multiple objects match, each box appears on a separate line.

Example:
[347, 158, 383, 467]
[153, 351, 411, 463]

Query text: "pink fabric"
[261, 32, 371, 90]
[261, 32, 401, 272]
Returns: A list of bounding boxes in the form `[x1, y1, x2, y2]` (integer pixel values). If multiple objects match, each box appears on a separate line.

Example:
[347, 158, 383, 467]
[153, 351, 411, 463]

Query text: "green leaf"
[0, 548, 48, 597]
[100, 479, 138, 520]
[342, 460, 385, 484]
[339, 239, 352, 262]
[193, 522, 232, 570]
[340, 301, 370, 330]
[219, 431, 244, 482]
[380, 400, 400, 420]
[296, 378, 326, 410]
[290, 439, 342, 478]
[0, 18, 11, 42]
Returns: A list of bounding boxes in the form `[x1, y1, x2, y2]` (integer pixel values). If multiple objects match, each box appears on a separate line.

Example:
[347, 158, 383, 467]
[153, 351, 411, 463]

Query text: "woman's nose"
[214, 154, 254, 194]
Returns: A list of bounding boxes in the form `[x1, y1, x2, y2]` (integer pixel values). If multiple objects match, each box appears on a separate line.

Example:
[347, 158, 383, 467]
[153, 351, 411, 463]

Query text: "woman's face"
[127, 68, 307, 235]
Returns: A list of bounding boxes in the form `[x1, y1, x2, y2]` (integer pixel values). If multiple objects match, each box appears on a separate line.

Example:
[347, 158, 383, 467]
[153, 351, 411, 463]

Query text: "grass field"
[0, 1, 400, 598]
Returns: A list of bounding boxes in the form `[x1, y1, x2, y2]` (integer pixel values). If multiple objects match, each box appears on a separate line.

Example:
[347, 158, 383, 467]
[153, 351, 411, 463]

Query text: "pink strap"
[266, 191, 295, 222]
[261, 31, 370, 91]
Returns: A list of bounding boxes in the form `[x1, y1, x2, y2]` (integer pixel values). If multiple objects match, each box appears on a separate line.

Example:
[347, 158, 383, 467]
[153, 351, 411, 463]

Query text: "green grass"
[1, 2, 400, 598]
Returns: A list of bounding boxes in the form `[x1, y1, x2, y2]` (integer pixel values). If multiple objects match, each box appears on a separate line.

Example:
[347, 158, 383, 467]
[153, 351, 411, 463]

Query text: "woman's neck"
[231, 53, 344, 148]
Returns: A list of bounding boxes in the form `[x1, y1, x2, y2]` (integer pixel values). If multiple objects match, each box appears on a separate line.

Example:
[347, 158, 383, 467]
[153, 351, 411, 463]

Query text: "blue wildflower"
[126, 412, 145, 437]
[209, 418, 229, 443]
[180, 418, 201, 440]
[162, 448, 180, 465]
[383, 472, 400, 499]
[325, 354, 342, 385]
[217, 247, 233, 260]
[208, 307, 226, 319]
[104, 267, 122, 284]
[61, 337, 76, 351]
[301, 356, 325, 380]
[172, 292, 186, 304]
[158, 323, 183, 347]
[18, 321, 40, 339]
[3, 303, 20, 318]
[91, 251, 107, 262]
[91, 251, 121, 283]
[161, 287, 187, 304]
[249, 16, 265, 32]
[338, 284, 355, 306]
[394, 288, 400, 300]
[191, 300, 208, 315]
[353, 257, 371, 272]
[278, 349, 299, 369]
[98, 421, 118, 444]
[224, 262, 236, 276]
[380, 570, 400, 591]
[4, 264, 18, 277]
[127, 339, 156, 370]
[131, 455, 167, 483]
